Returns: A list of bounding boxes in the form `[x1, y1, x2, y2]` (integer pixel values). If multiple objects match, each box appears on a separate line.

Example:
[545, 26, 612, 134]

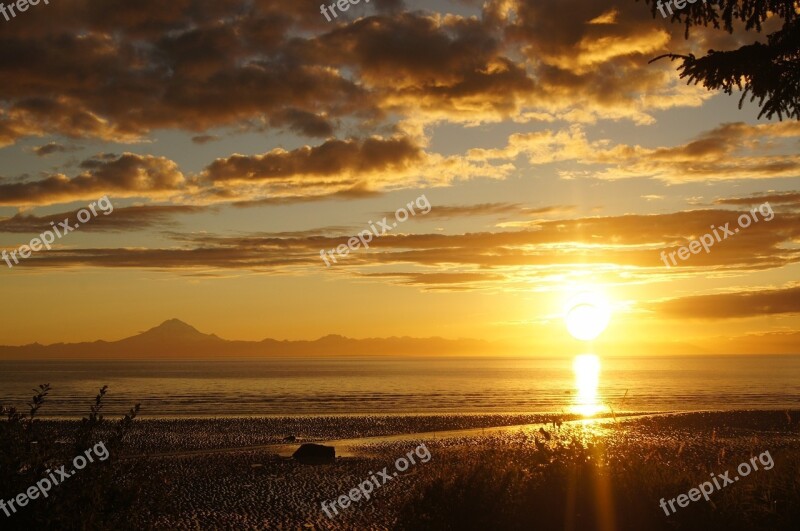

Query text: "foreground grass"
[396, 412, 800, 531]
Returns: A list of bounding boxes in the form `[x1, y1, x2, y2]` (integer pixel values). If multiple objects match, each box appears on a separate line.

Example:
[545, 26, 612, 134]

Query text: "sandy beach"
[30, 410, 794, 530]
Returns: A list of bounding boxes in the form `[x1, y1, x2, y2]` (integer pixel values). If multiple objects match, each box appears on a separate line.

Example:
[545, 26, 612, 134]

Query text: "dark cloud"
[413, 202, 522, 219]
[205, 137, 423, 182]
[0, 0, 370, 145]
[231, 183, 382, 207]
[33, 142, 71, 157]
[363, 271, 507, 289]
[0, 0, 785, 245]
[12, 246, 316, 271]
[716, 191, 800, 208]
[0, 204, 206, 233]
[652, 285, 800, 319]
[269, 109, 335, 138]
[0, 0, 737, 149]
[11, 206, 800, 279]
[191, 134, 220, 145]
[0, 153, 186, 206]
[2, 139, 420, 208]
[417, 203, 575, 220]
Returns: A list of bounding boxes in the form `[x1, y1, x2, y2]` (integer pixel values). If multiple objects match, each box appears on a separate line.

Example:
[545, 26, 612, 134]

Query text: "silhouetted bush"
[0, 385, 141, 530]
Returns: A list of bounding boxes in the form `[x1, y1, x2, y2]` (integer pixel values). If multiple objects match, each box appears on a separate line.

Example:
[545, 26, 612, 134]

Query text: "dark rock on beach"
[292, 443, 335, 464]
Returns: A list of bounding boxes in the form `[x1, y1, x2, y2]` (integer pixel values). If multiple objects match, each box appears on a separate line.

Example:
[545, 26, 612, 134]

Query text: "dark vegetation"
[395, 410, 800, 531]
[0, 385, 141, 530]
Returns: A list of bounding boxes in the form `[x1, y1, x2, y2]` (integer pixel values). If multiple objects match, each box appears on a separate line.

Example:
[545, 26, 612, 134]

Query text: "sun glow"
[564, 291, 611, 341]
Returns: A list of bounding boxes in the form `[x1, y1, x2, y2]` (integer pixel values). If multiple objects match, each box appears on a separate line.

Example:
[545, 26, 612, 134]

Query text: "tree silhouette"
[644, 0, 800, 120]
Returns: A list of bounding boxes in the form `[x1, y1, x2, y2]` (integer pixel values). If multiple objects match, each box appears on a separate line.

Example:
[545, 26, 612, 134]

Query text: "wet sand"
[82, 410, 797, 530]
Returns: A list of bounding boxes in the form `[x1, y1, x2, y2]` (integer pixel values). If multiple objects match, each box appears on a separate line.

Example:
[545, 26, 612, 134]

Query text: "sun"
[564, 291, 611, 341]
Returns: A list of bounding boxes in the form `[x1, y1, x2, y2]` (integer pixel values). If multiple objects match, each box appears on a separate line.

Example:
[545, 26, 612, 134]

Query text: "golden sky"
[0, 0, 798, 354]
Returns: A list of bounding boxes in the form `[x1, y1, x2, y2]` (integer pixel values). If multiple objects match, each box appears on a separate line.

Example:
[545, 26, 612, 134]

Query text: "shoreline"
[31, 406, 795, 420]
[32, 409, 800, 457]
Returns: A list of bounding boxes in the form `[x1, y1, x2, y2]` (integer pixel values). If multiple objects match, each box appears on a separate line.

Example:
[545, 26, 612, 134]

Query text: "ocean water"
[0, 355, 798, 418]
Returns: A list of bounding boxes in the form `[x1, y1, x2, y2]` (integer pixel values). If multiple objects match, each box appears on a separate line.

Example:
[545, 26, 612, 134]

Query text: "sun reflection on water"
[571, 354, 606, 417]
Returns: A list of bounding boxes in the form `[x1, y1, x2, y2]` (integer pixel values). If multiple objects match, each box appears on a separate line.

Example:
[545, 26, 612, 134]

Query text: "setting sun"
[564, 291, 612, 341]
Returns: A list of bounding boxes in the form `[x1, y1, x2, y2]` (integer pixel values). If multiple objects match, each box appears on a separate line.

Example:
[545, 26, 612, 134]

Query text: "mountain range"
[1, 319, 794, 359]
[0, 319, 491, 359]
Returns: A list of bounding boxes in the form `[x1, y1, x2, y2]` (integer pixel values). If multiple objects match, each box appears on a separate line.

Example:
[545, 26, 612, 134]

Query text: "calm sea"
[0, 356, 798, 418]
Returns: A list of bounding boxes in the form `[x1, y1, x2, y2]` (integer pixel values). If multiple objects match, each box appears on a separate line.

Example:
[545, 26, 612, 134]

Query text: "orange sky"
[0, 0, 798, 354]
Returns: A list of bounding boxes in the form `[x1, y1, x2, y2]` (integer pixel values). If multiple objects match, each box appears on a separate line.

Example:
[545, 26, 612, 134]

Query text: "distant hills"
[0, 319, 794, 360]
[0, 319, 492, 360]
